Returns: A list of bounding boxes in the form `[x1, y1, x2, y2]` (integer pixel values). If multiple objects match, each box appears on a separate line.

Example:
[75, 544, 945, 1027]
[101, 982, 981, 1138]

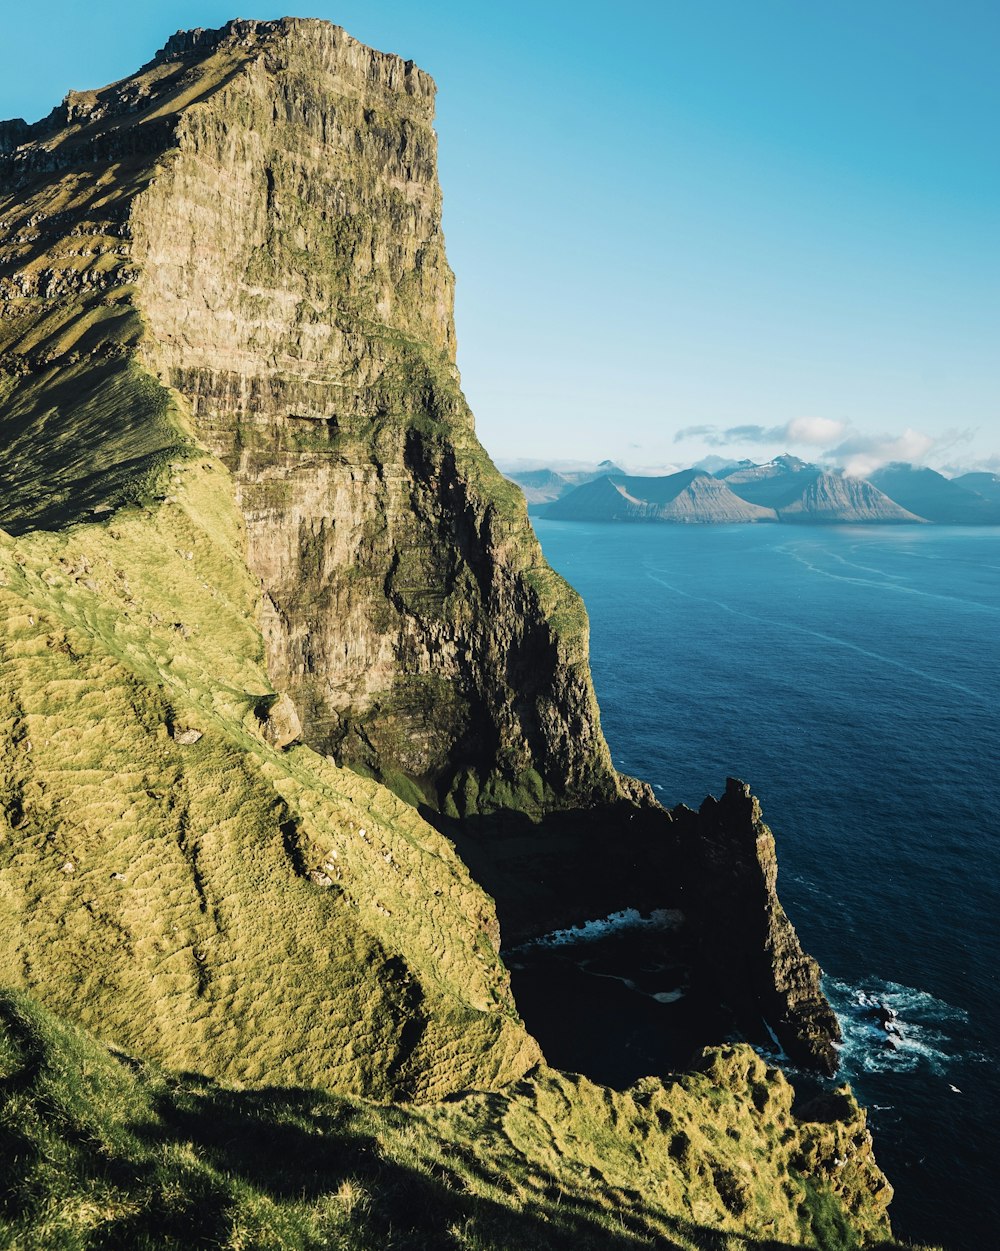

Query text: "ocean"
[530, 518, 1000, 1251]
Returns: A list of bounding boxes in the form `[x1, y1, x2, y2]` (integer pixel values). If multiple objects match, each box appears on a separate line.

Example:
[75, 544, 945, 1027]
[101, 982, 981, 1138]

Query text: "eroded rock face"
[0, 17, 619, 816]
[124, 18, 621, 814]
[673, 779, 842, 1074]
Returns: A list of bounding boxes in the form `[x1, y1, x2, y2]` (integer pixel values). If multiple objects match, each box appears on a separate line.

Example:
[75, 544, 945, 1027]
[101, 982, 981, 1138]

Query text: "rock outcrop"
[673, 779, 841, 1074]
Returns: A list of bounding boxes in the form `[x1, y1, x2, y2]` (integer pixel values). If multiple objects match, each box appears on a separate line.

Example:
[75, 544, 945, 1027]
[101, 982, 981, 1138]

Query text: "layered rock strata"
[0, 17, 619, 816]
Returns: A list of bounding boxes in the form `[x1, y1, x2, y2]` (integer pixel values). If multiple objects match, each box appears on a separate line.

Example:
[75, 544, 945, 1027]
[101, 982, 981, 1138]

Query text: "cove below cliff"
[529, 517, 1000, 1251]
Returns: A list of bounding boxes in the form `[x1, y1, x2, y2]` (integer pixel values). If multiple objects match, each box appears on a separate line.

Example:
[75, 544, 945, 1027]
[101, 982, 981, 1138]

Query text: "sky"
[2, 2, 998, 475]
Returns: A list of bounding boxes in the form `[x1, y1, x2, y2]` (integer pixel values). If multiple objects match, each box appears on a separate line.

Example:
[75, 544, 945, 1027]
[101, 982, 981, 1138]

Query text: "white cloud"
[938, 452, 1000, 476]
[675, 417, 846, 448]
[829, 428, 935, 479]
[785, 416, 847, 446]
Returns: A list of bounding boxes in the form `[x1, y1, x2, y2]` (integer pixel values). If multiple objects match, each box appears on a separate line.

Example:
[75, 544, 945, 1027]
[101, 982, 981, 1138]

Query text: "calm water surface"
[532, 519, 1000, 1251]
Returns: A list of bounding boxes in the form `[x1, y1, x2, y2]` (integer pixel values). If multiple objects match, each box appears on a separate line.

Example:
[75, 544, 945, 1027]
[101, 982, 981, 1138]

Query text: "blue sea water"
[531, 519, 1000, 1251]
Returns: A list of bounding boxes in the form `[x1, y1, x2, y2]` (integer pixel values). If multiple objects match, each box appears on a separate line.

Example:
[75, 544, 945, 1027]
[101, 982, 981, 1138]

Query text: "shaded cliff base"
[0, 989, 935, 1251]
[436, 779, 841, 1078]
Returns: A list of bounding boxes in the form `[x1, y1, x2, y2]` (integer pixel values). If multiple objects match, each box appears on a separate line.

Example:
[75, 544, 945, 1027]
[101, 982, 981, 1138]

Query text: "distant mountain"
[692, 454, 740, 474]
[954, 472, 1000, 506]
[505, 459, 627, 507]
[775, 474, 926, 524]
[519, 454, 1000, 525]
[545, 455, 927, 525]
[717, 455, 819, 509]
[717, 454, 815, 484]
[721, 456, 923, 523]
[546, 470, 777, 523]
[869, 464, 1000, 524]
[505, 467, 573, 504]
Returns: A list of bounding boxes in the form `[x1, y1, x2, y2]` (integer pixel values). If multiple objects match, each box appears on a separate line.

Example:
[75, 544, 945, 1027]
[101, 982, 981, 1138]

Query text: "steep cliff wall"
[0, 18, 914, 1245]
[0, 19, 618, 816]
[129, 19, 620, 814]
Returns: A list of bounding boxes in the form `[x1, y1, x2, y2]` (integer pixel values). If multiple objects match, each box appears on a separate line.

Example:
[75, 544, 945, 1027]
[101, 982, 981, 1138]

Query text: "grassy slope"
[0, 988, 932, 1251]
[0, 412, 536, 1100]
[0, 373, 917, 1248]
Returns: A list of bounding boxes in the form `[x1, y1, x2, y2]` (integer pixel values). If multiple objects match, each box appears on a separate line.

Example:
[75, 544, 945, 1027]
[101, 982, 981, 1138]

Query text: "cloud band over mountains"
[674, 420, 978, 477]
[675, 418, 847, 448]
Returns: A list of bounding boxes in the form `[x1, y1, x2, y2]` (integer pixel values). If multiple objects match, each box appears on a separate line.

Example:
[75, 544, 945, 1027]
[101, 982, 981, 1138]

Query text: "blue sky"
[2, 2, 997, 474]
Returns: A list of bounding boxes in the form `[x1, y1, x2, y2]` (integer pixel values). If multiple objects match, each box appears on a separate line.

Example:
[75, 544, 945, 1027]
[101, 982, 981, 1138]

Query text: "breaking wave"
[824, 976, 970, 1077]
[512, 907, 684, 951]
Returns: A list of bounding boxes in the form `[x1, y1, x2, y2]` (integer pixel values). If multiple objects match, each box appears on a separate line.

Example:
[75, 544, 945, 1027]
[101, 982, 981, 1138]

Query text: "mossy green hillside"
[0, 438, 536, 1100]
[0, 988, 928, 1251]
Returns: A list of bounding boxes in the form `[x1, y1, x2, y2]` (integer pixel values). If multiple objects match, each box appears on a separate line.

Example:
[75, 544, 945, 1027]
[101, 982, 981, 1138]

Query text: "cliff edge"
[0, 18, 901, 1248]
[1, 17, 620, 818]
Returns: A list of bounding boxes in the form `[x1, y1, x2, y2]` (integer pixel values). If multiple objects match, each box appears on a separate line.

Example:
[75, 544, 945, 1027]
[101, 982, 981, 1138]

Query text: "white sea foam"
[515, 907, 684, 951]
[824, 976, 970, 1077]
[575, 960, 687, 1005]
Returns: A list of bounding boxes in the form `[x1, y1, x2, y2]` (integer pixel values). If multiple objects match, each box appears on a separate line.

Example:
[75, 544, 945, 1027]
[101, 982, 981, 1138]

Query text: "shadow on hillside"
[427, 801, 743, 1087]
[427, 800, 682, 946]
[135, 1077, 809, 1251]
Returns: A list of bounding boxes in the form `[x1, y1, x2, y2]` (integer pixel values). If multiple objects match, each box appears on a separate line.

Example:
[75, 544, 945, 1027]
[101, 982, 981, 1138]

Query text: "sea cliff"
[0, 18, 919, 1248]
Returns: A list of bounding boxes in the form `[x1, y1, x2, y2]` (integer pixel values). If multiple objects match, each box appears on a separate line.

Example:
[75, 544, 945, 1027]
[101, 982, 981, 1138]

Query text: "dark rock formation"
[673, 779, 841, 1075]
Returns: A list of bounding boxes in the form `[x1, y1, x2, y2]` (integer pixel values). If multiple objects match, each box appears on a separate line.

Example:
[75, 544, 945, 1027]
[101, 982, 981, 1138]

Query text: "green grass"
[0, 350, 192, 535]
[0, 447, 537, 1101]
[0, 989, 932, 1251]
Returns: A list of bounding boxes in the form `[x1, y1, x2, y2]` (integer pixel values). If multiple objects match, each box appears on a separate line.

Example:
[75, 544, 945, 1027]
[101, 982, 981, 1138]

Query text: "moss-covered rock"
[0, 989, 924, 1250]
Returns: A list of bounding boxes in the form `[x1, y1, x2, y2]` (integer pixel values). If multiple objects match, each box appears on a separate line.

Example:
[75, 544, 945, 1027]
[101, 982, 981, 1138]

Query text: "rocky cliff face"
[0, 17, 619, 816]
[132, 20, 625, 814]
[673, 780, 842, 1074]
